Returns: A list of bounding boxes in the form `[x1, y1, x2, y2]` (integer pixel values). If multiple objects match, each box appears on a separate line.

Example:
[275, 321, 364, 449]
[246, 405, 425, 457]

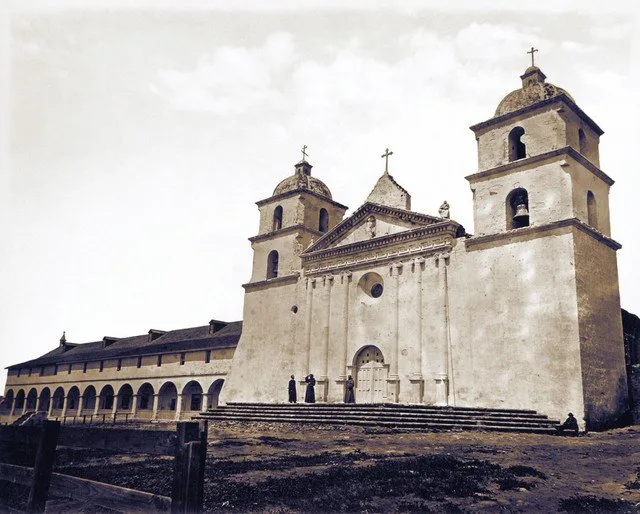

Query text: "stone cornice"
[242, 273, 300, 291]
[469, 94, 604, 136]
[465, 218, 621, 251]
[307, 201, 448, 253]
[249, 224, 322, 243]
[303, 241, 451, 277]
[465, 146, 614, 186]
[303, 221, 459, 263]
[255, 189, 349, 210]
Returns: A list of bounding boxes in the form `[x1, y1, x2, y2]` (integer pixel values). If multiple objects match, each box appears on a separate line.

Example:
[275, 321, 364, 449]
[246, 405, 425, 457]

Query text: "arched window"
[508, 126, 526, 162]
[579, 128, 588, 155]
[318, 208, 329, 233]
[587, 191, 597, 228]
[273, 205, 283, 231]
[506, 188, 530, 229]
[267, 250, 279, 279]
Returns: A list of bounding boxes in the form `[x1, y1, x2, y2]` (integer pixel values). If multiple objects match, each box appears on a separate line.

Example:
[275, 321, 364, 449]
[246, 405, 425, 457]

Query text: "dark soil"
[1, 423, 639, 512]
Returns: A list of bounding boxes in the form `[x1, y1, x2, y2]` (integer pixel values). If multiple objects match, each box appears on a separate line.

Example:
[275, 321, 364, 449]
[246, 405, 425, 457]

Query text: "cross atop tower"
[381, 147, 393, 174]
[301, 145, 308, 162]
[527, 46, 538, 67]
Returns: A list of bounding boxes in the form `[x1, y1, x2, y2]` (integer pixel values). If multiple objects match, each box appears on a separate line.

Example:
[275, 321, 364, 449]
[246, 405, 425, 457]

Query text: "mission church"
[2, 59, 634, 430]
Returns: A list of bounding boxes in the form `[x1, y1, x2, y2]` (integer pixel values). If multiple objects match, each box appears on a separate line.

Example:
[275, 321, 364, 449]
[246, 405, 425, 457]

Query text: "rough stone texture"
[366, 173, 411, 210]
[494, 66, 574, 117]
[630, 366, 640, 423]
[573, 229, 628, 429]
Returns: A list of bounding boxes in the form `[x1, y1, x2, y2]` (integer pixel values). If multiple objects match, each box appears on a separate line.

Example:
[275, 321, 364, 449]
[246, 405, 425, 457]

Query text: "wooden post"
[171, 421, 203, 513]
[197, 421, 208, 510]
[26, 420, 60, 513]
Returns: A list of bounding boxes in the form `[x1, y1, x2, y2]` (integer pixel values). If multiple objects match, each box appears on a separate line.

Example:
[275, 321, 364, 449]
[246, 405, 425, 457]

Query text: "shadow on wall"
[584, 375, 631, 431]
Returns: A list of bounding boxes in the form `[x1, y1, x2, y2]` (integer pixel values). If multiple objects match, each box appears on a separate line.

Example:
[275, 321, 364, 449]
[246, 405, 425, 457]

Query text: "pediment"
[305, 202, 442, 253]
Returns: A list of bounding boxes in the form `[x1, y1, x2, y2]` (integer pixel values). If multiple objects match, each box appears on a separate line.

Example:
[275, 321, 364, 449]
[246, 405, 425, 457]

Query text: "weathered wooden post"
[171, 421, 205, 513]
[26, 420, 60, 513]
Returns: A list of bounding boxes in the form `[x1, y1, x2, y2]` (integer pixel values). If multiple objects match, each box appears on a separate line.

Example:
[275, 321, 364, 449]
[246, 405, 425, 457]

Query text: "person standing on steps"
[288, 375, 297, 403]
[344, 375, 355, 404]
[304, 374, 316, 403]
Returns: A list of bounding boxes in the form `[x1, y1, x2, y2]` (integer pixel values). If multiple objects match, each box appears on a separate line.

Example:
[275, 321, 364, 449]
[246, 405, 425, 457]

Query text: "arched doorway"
[82, 386, 97, 412]
[353, 346, 387, 403]
[39, 388, 51, 413]
[67, 387, 80, 412]
[26, 388, 38, 410]
[158, 382, 177, 419]
[136, 383, 154, 417]
[98, 385, 115, 411]
[117, 384, 134, 412]
[15, 390, 26, 412]
[207, 380, 224, 409]
[52, 387, 65, 413]
[182, 381, 203, 413]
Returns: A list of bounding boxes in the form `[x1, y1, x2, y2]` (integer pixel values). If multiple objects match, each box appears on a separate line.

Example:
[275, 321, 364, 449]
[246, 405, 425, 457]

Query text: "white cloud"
[150, 32, 296, 114]
[561, 40, 596, 54]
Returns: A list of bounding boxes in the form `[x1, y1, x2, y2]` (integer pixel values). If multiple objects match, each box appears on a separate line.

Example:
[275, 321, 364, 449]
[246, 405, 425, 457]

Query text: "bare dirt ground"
[3, 422, 640, 512]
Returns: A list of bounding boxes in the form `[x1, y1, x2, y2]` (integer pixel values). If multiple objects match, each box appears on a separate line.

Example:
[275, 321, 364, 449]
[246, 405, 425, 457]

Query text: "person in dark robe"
[304, 374, 316, 403]
[556, 412, 579, 436]
[344, 375, 355, 404]
[288, 375, 297, 403]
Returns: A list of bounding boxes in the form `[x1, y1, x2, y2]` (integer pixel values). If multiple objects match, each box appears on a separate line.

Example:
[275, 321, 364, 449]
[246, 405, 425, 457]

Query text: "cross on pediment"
[381, 148, 393, 174]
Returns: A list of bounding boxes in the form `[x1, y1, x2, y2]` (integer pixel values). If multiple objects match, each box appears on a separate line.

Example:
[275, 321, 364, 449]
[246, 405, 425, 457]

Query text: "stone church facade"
[2, 64, 633, 430]
[221, 65, 629, 430]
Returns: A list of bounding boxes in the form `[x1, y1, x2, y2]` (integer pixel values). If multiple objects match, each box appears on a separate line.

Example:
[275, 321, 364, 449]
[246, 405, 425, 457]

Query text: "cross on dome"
[527, 46, 538, 67]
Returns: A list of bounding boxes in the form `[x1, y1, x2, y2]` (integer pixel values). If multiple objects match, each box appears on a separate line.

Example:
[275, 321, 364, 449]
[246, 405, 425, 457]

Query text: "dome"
[495, 66, 575, 117]
[272, 161, 332, 199]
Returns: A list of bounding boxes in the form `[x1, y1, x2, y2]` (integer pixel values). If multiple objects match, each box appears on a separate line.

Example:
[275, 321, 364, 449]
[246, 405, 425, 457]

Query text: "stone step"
[201, 413, 557, 428]
[217, 405, 551, 422]
[226, 402, 540, 416]
[196, 412, 558, 435]
[197, 403, 561, 434]
[200, 410, 558, 428]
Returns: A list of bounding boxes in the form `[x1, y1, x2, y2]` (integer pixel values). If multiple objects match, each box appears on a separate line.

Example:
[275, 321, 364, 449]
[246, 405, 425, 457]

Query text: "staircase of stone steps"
[197, 403, 561, 434]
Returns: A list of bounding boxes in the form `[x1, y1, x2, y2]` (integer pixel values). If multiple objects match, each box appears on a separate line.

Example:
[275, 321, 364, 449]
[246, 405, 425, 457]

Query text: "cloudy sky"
[0, 1, 638, 388]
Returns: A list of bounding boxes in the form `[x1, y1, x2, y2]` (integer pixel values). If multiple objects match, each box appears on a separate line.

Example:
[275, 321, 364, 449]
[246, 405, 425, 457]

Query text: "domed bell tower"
[466, 52, 627, 429]
[222, 151, 348, 403]
[248, 155, 348, 284]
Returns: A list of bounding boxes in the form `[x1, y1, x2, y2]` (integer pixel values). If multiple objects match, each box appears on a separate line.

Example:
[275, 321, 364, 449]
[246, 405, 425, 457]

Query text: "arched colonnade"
[1, 378, 225, 421]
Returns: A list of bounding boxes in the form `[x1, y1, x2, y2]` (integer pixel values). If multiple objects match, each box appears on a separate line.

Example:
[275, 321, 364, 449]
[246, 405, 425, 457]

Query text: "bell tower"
[247, 157, 348, 284]
[464, 56, 628, 429]
[467, 62, 611, 238]
[222, 152, 348, 404]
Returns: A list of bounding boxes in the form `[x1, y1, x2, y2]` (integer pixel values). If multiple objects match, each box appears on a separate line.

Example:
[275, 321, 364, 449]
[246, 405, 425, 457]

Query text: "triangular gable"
[305, 202, 442, 253]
